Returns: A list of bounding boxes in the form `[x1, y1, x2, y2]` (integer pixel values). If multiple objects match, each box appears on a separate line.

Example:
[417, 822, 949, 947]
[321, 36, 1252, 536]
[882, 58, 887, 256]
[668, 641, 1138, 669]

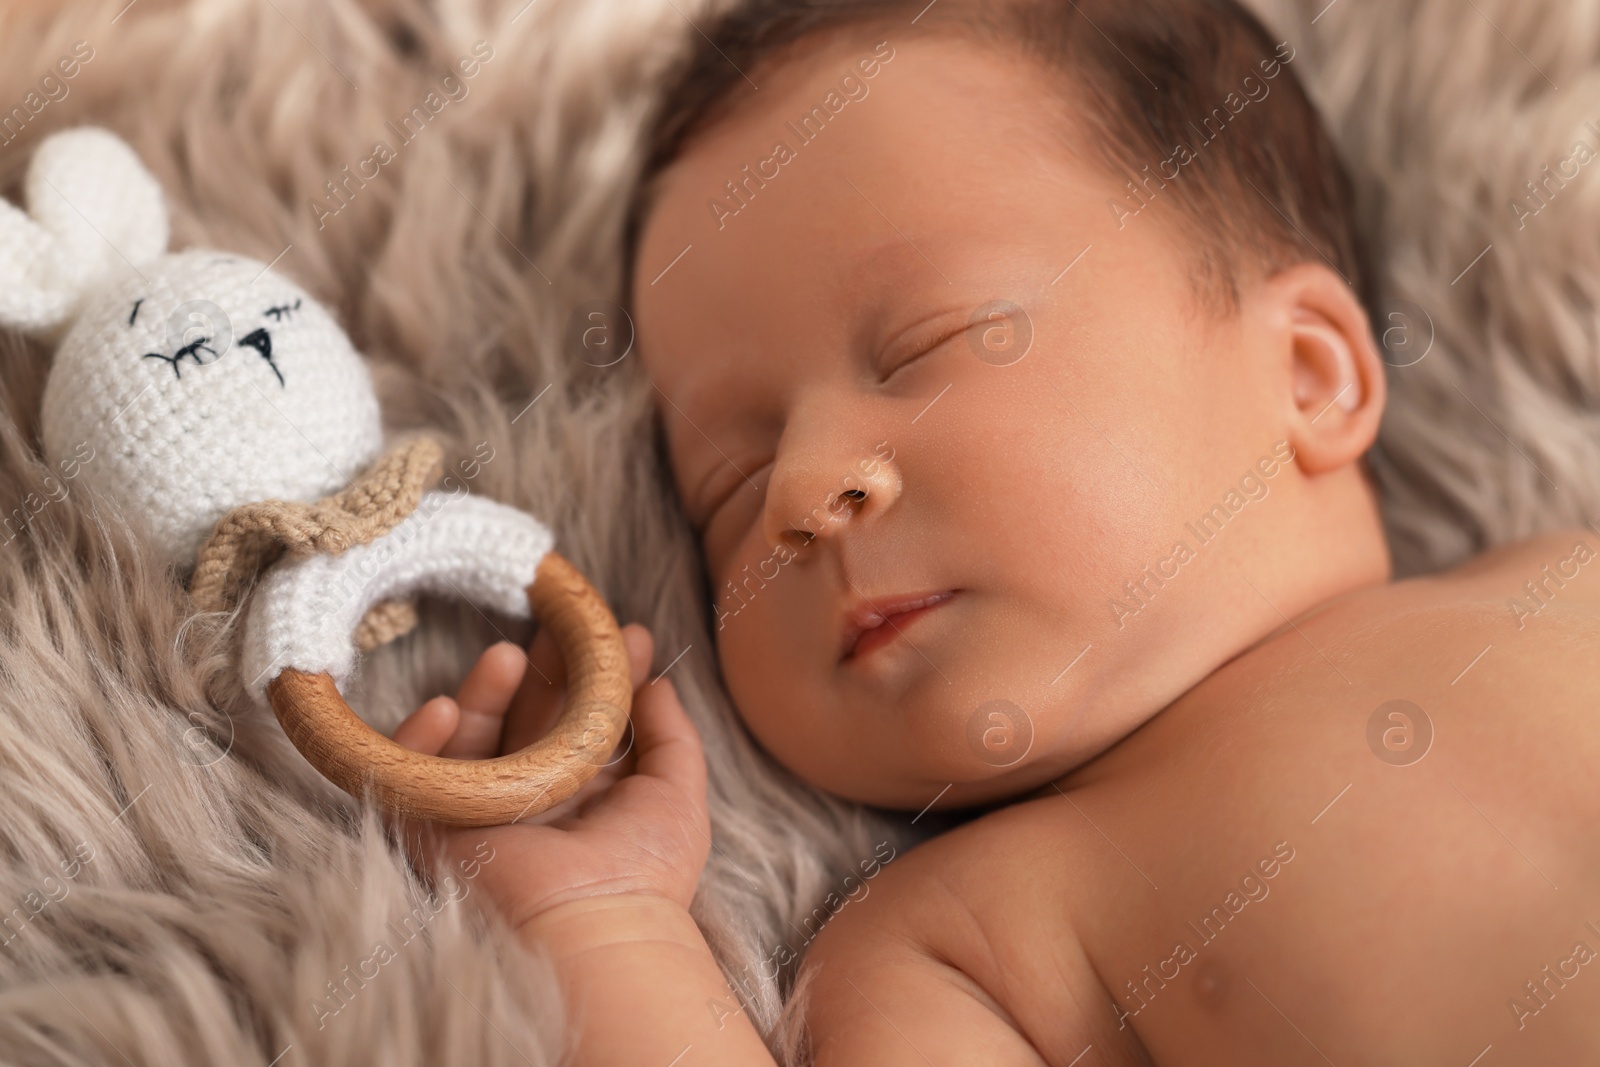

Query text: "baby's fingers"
[438, 641, 527, 759]
[390, 640, 525, 760]
[385, 703, 456, 877]
[565, 671, 710, 911]
[392, 696, 459, 756]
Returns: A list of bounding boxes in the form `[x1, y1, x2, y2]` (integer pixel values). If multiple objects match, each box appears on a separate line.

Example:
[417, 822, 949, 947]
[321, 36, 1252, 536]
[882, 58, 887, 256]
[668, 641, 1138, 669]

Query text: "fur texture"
[1251, 0, 1600, 576]
[0, 0, 1595, 1064]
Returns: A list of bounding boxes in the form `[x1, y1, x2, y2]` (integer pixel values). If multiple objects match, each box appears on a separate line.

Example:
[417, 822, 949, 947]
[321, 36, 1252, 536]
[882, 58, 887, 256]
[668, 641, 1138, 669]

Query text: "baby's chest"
[932, 791, 1596, 1067]
[1040, 705, 1600, 1061]
[876, 612, 1600, 1065]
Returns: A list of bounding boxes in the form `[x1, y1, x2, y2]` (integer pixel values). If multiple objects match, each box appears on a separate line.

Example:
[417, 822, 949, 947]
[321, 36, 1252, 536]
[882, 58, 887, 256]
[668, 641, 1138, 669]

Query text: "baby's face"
[635, 33, 1322, 808]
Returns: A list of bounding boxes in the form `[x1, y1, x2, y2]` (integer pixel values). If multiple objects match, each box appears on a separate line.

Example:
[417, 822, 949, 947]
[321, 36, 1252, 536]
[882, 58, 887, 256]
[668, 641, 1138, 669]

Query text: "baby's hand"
[388, 623, 710, 933]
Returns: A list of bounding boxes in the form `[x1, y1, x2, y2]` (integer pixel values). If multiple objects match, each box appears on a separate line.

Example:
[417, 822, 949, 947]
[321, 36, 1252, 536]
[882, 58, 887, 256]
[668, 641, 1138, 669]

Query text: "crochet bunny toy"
[0, 126, 630, 825]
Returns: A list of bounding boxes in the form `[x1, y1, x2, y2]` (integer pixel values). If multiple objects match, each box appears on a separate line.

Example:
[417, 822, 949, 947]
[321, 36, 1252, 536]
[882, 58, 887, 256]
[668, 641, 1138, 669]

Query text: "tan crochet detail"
[189, 437, 446, 639]
[353, 597, 420, 652]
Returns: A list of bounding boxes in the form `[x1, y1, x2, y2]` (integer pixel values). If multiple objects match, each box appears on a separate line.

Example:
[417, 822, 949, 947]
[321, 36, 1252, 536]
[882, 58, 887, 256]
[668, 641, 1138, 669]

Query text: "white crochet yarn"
[1, 126, 557, 700]
[40, 250, 385, 566]
[241, 491, 553, 703]
[0, 125, 384, 567]
[0, 127, 167, 333]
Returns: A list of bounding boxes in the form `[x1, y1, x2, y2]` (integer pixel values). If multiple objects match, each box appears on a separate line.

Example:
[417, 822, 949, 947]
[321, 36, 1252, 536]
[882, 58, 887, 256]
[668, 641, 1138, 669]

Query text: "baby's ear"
[1268, 263, 1386, 476]
[0, 126, 169, 333]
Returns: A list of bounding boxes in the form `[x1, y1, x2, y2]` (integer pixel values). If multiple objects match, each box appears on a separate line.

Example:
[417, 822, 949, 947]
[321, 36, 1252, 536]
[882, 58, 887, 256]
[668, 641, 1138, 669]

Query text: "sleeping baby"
[389, 0, 1600, 1062]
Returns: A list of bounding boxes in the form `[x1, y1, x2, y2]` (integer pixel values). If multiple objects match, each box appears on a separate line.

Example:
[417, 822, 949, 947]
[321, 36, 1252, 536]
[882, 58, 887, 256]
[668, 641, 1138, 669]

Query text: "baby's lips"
[839, 589, 959, 660]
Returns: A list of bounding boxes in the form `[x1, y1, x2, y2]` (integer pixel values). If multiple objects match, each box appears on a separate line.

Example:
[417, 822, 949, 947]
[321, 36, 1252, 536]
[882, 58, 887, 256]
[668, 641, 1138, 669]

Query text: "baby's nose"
[761, 446, 902, 553]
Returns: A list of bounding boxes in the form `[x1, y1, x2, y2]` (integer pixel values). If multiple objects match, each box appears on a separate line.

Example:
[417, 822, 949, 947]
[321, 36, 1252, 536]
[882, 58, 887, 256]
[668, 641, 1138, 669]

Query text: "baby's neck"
[1041, 484, 1394, 800]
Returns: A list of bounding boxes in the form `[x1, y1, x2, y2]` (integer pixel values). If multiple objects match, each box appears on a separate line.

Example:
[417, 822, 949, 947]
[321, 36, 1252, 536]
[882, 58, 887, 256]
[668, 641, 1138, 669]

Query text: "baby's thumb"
[621, 623, 653, 687]
[630, 672, 707, 810]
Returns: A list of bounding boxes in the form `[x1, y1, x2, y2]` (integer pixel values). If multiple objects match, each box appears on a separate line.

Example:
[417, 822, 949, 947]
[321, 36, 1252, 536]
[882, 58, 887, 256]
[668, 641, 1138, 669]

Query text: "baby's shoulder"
[1414, 526, 1600, 607]
[824, 795, 1112, 951]
[1281, 526, 1600, 679]
[800, 803, 1154, 1065]
[799, 802, 1057, 982]
[1366, 526, 1600, 624]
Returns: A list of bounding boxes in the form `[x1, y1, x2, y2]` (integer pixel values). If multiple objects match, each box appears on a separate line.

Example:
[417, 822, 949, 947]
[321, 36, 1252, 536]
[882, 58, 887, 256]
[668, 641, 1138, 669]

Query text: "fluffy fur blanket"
[0, 0, 1594, 1064]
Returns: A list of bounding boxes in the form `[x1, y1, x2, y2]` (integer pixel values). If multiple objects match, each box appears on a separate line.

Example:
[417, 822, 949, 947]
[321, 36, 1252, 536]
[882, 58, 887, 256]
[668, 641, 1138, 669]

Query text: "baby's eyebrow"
[848, 235, 956, 297]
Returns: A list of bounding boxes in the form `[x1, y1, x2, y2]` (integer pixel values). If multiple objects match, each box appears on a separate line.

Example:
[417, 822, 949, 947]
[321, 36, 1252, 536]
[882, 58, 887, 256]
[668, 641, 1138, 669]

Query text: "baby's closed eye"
[874, 314, 970, 383]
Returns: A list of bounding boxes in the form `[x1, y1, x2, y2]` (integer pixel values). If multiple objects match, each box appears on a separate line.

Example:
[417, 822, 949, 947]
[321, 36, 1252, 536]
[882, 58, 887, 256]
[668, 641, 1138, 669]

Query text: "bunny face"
[39, 250, 384, 567]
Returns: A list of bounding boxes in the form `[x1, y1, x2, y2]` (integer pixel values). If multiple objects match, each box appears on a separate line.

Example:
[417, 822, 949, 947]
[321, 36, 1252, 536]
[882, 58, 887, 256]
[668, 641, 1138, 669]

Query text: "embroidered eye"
[238, 327, 285, 387]
[128, 299, 144, 326]
[142, 336, 220, 378]
[263, 298, 302, 322]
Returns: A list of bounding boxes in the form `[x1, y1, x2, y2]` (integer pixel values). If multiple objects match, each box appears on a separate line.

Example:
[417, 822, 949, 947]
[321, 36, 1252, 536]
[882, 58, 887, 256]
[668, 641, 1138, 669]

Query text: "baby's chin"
[899, 739, 1089, 811]
[814, 750, 1085, 814]
[726, 600, 1131, 809]
[881, 681, 1125, 809]
[779, 696, 1103, 813]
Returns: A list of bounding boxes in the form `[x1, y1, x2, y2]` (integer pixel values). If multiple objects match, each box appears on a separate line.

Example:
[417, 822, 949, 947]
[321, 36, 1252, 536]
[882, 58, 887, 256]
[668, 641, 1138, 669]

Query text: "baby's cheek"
[712, 604, 877, 793]
[945, 369, 1168, 620]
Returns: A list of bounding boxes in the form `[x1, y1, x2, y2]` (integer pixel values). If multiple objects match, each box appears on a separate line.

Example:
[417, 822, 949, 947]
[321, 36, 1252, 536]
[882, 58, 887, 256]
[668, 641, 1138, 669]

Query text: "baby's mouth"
[839, 590, 959, 662]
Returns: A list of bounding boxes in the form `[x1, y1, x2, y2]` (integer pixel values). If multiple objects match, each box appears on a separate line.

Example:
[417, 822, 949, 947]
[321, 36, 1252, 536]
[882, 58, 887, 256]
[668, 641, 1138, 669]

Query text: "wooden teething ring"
[265, 552, 632, 827]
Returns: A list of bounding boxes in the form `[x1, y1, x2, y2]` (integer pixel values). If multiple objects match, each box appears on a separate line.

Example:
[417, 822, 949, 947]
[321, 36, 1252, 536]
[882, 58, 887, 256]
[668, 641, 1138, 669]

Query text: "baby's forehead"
[631, 0, 1354, 357]
[629, 49, 1132, 382]
[636, 34, 1081, 242]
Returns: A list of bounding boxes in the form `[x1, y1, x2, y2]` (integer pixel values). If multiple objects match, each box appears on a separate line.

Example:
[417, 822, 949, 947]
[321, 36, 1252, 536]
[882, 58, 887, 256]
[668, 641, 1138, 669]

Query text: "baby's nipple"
[1191, 959, 1232, 1015]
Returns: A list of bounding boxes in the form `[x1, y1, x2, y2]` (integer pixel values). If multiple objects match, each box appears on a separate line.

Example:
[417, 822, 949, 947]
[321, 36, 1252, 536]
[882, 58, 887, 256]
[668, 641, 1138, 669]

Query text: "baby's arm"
[391, 625, 778, 1065]
[803, 941, 1055, 1066]
[524, 887, 1080, 1067]
[518, 892, 779, 1064]
[799, 872, 1150, 1067]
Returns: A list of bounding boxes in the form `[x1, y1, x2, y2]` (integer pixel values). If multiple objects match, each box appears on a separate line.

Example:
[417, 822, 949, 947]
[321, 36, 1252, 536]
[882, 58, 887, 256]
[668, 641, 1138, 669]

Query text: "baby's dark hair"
[624, 0, 1373, 318]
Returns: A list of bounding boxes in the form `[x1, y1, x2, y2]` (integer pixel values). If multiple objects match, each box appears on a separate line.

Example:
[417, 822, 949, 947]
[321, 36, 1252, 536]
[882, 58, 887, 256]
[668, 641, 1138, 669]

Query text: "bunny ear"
[0, 126, 169, 334]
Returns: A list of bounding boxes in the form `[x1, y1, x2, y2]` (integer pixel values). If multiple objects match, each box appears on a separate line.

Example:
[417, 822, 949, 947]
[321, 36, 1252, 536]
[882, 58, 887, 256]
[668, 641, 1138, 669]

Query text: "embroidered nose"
[238, 327, 285, 387]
